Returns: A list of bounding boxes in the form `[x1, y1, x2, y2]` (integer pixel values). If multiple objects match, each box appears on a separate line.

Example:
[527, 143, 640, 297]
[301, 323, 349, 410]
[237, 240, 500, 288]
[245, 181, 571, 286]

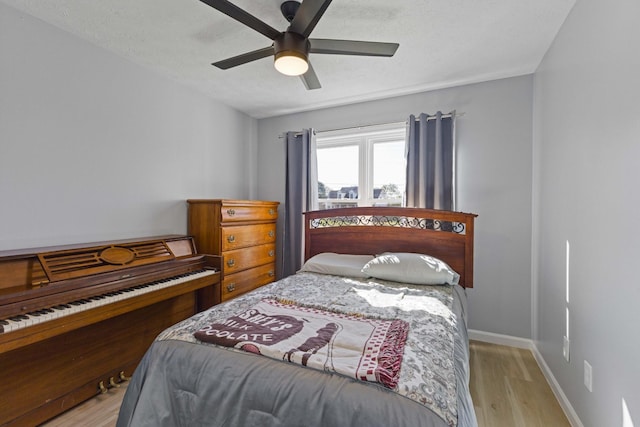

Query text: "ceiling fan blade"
[212, 46, 275, 69]
[300, 61, 321, 90]
[288, 0, 333, 38]
[200, 0, 281, 40]
[310, 39, 399, 57]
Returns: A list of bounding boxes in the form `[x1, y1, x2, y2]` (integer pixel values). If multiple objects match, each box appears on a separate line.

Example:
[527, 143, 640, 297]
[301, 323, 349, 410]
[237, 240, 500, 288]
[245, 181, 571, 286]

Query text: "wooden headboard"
[304, 207, 477, 287]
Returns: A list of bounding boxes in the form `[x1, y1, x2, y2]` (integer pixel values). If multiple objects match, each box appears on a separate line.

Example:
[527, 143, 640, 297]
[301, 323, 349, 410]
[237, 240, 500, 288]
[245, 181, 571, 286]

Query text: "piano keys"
[0, 235, 221, 426]
[0, 269, 216, 334]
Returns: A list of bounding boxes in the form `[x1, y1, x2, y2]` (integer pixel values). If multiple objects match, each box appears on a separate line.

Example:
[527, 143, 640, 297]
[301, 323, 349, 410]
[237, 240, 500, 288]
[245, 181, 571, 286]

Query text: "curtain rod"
[278, 111, 464, 139]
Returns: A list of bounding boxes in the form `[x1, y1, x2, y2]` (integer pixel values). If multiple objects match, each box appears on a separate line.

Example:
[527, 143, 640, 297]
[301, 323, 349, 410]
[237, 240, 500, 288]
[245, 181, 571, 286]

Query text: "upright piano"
[0, 235, 221, 426]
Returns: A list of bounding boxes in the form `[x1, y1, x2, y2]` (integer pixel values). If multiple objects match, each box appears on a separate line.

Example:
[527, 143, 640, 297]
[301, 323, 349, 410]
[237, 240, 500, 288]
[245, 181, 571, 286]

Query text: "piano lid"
[0, 235, 196, 298]
[38, 240, 175, 282]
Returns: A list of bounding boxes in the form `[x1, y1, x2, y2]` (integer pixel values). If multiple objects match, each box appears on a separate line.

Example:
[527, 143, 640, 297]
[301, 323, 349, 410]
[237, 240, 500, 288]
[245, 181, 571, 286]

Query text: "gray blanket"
[117, 273, 477, 427]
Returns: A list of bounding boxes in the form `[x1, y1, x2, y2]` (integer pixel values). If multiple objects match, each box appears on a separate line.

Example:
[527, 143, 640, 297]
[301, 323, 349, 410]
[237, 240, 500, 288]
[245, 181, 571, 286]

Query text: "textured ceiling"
[2, 0, 575, 118]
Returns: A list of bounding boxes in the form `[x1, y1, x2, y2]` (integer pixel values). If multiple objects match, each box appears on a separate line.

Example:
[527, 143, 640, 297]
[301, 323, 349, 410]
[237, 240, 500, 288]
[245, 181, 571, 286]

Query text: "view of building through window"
[316, 123, 407, 209]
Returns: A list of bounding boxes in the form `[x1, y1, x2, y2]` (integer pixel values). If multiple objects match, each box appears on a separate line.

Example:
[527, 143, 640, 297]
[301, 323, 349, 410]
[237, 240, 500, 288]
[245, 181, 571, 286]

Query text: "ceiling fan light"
[274, 51, 308, 76]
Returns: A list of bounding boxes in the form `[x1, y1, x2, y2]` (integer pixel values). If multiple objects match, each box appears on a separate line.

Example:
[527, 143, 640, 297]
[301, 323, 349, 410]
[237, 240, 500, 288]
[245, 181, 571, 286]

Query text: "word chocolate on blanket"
[194, 299, 409, 389]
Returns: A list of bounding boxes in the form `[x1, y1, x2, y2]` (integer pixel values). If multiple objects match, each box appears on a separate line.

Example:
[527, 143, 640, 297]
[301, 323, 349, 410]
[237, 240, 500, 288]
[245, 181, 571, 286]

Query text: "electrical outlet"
[584, 360, 593, 392]
[563, 336, 570, 362]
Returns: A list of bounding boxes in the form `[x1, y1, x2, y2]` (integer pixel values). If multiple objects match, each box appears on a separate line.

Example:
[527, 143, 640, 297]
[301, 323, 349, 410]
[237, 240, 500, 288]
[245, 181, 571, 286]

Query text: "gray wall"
[533, 0, 640, 425]
[257, 76, 534, 338]
[0, 3, 257, 251]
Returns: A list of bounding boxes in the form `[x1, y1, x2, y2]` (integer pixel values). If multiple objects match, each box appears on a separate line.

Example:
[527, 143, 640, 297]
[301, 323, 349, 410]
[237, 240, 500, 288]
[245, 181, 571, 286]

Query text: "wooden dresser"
[187, 199, 279, 302]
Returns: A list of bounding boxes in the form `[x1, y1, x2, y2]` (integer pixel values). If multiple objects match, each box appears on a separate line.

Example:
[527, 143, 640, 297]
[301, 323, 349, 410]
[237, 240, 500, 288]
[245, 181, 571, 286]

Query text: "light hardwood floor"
[470, 340, 570, 427]
[43, 341, 570, 426]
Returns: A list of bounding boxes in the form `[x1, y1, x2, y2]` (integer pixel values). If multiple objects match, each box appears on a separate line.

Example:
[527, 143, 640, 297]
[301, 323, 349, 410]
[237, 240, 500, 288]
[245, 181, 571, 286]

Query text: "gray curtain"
[405, 111, 456, 210]
[282, 129, 318, 278]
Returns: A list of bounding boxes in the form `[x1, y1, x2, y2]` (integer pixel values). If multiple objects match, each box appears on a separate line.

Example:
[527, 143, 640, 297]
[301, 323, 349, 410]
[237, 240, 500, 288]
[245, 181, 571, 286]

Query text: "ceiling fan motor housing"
[274, 32, 310, 64]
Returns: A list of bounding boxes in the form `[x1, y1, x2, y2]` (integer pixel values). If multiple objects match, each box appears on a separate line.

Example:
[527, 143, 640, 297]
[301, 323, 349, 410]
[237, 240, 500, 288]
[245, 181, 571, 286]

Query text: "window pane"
[373, 140, 405, 206]
[317, 144, 359, 209]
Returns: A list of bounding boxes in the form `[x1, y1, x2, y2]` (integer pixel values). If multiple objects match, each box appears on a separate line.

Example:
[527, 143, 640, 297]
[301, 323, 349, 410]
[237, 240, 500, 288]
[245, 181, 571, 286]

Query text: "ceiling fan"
[199, 0, 399, 90]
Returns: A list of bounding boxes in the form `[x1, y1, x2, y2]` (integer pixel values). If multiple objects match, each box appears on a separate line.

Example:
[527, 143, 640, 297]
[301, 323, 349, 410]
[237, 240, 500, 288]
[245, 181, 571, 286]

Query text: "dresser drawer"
[220, 203, 278, 223]
[223, 243, 276, 274]
[221, 223, 276, 251]
[222, 263, 276, 301]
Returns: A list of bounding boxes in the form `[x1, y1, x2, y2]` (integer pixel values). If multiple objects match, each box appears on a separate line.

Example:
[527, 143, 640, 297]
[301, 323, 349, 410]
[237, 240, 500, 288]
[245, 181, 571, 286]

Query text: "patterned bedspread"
[158, 272, 461, 426]
[194, 298, 409, 389]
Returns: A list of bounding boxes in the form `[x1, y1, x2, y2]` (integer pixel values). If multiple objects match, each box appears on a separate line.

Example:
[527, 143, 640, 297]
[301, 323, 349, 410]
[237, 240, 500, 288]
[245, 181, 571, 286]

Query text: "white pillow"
[361, 252, 460, 285]
[298, 253, 374, 278]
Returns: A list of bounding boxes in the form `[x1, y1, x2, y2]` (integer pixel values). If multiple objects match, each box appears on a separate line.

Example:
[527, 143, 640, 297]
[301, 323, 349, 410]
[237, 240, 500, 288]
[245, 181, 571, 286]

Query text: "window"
[316, 123, 406, 209]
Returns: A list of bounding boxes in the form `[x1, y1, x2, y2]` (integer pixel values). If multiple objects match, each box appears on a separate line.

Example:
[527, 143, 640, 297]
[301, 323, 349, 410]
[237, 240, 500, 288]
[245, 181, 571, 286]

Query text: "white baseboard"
[468, 329, 533, 349]
[530, 345, 585, 427]
[469, 329, 584, 427]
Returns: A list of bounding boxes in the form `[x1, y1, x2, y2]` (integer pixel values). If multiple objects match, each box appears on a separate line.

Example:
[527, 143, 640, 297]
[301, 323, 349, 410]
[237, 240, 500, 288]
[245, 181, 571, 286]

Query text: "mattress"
[116, 272, 477, 427]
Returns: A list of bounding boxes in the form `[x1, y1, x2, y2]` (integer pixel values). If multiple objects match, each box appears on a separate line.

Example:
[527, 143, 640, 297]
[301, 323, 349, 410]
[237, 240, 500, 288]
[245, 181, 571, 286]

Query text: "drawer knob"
[227, 209, 235, 216]
[268, 270, 275, 277]
[227, 259, 235, 267]
[268, 250, 274, 257]
[227, 235, 236, 243]
[226, 283, 236, 292]
[269, 208, 275, 216]
[268, 230, 274, 238]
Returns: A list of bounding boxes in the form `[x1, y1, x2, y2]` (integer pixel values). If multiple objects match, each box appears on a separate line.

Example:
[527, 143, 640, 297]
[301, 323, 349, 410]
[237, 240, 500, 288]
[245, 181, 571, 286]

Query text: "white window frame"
[315, 123, 406, 209]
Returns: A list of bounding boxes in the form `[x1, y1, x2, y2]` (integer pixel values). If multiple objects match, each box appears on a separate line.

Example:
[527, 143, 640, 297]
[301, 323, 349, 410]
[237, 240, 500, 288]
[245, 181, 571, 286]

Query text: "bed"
[116, 207, 478, 427]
